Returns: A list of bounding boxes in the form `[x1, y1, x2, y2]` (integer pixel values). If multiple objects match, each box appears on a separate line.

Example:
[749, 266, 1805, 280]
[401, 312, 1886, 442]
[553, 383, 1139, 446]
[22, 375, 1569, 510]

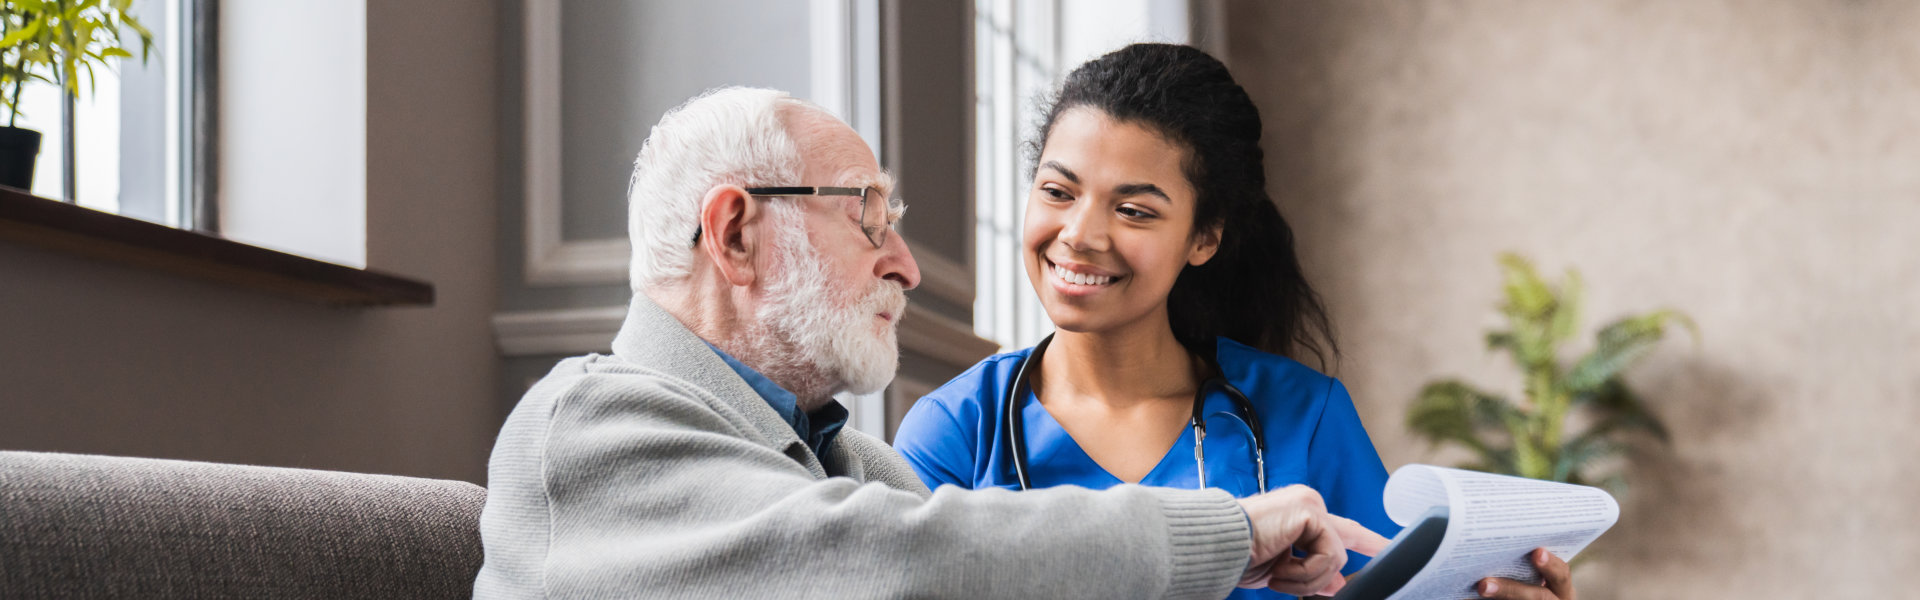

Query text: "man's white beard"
[749, 206, 906, 398]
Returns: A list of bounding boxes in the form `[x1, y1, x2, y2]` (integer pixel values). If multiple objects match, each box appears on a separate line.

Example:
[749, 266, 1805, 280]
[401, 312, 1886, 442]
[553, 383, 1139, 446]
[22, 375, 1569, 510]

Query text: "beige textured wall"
[1228, 1, 1914, 597]
[0, 0, 501, 483]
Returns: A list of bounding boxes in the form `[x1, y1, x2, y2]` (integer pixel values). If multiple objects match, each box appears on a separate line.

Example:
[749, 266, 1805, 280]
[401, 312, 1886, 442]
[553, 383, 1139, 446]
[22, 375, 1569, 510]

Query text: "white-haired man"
[473, 87, 1385, 599]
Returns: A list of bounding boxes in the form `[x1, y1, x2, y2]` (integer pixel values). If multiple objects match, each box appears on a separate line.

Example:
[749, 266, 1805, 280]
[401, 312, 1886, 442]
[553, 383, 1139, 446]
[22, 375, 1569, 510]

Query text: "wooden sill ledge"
[0, 186, 433, 307]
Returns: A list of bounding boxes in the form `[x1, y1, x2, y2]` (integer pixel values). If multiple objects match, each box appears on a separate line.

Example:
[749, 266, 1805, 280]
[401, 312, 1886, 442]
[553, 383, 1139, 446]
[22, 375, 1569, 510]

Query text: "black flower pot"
[0, 126, 41, 191]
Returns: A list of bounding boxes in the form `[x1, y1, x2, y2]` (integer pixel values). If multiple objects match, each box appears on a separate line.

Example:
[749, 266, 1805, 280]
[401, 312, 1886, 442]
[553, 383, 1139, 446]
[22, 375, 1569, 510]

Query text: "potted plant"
[0, 0, 153, 191]
[1407, 253, 1696, 491]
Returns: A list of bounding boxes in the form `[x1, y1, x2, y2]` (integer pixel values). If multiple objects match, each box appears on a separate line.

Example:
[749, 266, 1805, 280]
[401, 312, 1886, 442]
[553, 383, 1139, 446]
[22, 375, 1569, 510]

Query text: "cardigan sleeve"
[479, 364, 1253, 600]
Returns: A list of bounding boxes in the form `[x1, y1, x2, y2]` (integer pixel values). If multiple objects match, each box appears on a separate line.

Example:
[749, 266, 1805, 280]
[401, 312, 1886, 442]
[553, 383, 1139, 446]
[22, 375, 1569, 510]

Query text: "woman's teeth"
[1054, 263, 1116, 286]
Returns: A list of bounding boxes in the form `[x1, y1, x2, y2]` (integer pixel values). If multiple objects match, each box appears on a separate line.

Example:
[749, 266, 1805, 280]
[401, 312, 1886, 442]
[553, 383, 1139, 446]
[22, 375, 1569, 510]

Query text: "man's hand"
[1235, 485, 1391, 597]
[1476, 548, 1576, 600]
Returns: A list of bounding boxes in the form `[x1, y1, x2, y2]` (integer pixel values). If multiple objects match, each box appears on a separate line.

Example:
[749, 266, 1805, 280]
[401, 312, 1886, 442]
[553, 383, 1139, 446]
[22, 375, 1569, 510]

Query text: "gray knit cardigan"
[473, 294, 1252, 599]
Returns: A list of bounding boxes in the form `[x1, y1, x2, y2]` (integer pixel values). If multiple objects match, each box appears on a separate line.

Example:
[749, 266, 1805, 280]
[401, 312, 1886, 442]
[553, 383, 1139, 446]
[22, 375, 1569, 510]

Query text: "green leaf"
[1550, 435, 1623, 483]
[1576, 379, 1671, 442]
[0, 19, 42, 48]
[1498, 253, 1553, 317]
[1484, 330, 1514, 353]
[1563, 309, 1695, 395]
[1407, 379, 1523, 472]
[1546, 268, 1582, 344]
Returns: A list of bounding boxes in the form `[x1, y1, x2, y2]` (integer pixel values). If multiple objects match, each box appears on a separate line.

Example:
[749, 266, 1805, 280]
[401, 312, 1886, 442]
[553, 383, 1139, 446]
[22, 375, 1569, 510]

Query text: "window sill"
[0, 187, 433, 307]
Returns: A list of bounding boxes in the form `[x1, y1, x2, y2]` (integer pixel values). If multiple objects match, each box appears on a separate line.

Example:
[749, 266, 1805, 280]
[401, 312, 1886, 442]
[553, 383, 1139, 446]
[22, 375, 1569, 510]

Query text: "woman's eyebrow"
[1041, 160, 1169, 202]
[1040, 160, 1079, 183]
[1114, 182, 1172, 203]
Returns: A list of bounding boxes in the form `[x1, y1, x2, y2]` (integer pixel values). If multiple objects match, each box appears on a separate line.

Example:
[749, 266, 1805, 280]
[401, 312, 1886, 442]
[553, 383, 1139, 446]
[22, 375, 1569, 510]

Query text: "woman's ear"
[698, 184, 761, 286]
[1188, 222, 1223, 267]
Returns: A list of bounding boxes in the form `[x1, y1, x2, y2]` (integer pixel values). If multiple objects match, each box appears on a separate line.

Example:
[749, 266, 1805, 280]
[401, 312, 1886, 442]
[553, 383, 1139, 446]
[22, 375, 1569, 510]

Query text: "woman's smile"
[1046, 257, 1124, 295]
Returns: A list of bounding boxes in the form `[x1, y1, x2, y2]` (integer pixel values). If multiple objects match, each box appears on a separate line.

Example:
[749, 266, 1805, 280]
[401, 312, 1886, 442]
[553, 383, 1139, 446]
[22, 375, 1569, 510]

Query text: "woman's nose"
[1056, 201, 1110, 252]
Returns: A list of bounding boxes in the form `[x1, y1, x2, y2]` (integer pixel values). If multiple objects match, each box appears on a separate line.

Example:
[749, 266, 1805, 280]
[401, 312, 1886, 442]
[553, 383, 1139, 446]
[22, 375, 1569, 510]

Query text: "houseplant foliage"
[0, 0, 153, 189]
[1407, 253, 1695, 491]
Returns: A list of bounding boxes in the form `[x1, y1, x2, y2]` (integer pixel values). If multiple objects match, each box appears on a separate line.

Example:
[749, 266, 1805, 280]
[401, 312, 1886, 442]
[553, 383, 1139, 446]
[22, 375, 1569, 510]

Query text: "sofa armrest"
[0, 451, 486, 599]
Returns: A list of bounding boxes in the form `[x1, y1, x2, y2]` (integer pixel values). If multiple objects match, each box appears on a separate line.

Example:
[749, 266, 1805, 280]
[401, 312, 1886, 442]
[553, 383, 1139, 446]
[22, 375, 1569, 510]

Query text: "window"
[971, 0, 1200, 349]
[10, 0, 211, 231]
[972, 0, 1061, 350]
[0, 1, 420, 305]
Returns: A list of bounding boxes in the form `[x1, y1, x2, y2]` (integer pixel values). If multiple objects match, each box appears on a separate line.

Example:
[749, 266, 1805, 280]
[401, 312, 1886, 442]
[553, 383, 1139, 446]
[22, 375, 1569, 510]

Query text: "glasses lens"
[862, 187, 888, 247]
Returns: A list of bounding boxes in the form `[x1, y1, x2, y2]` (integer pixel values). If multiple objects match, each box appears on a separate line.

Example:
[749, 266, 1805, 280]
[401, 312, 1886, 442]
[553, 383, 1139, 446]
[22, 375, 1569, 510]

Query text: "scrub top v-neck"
[1019, 380, 1268, 499]
[893, 337, 1402, 600]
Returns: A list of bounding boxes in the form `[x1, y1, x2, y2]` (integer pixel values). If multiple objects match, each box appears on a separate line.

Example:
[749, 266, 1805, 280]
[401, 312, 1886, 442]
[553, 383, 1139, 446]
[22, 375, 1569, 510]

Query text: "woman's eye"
[1042, 186, 1072, 200]
[1117, 206, 1155, 219]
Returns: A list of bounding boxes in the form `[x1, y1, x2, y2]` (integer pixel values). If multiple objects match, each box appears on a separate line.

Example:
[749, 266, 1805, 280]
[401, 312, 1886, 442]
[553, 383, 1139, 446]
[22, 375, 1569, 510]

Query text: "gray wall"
[0, 0, 502, 483]
[1228, 0, 1913, 596]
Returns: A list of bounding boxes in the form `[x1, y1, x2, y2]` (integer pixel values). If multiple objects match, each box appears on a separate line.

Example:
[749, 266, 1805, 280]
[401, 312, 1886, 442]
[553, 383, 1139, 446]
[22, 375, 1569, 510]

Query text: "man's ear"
[1188, 222, 1223, 267]
[698, 184, 761, 286]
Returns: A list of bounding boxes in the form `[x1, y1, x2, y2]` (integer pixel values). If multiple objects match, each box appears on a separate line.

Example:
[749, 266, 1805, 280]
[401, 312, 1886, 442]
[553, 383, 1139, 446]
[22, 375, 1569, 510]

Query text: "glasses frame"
[690, 186, 895, 249]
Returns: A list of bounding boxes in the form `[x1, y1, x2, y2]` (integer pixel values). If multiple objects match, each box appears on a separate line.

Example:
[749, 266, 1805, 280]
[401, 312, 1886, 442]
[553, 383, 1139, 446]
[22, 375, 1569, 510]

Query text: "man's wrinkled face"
[751, 109, 920, 397]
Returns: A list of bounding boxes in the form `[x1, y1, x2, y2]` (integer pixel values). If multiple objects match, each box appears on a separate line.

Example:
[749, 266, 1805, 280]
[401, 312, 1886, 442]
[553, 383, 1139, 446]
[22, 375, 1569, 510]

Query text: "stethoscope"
[1005, 334, 1269, 493]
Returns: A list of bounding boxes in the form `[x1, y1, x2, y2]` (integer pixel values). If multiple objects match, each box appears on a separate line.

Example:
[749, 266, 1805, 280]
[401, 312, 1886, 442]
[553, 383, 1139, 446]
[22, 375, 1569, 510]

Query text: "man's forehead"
[787, 105, 895, 195]
[804, 141, 897, 197]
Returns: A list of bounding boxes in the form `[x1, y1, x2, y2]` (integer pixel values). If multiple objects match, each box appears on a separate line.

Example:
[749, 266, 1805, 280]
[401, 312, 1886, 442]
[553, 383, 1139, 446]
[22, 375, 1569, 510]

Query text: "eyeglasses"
[690, 186, 900, 249]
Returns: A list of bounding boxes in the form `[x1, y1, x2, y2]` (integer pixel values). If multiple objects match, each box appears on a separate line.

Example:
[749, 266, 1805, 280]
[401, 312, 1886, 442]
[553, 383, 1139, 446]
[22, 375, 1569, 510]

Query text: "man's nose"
[878, 231, 921, 290]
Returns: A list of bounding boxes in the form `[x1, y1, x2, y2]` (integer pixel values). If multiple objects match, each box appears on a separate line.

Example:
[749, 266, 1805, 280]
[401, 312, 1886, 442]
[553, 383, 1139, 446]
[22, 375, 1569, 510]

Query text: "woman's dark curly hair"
[1029, 43, 1339, 370]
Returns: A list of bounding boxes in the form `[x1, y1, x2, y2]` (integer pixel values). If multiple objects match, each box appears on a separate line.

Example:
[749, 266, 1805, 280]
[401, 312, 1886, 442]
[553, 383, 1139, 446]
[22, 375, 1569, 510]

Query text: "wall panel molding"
[521, 0, 629, 286]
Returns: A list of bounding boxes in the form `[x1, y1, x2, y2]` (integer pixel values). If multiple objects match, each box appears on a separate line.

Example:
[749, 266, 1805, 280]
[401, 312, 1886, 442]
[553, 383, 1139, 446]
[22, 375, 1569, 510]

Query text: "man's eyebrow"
[1039, 160, 1079, 184]
[850, 170, 896, 198]
[1114, 182, 1172, 203]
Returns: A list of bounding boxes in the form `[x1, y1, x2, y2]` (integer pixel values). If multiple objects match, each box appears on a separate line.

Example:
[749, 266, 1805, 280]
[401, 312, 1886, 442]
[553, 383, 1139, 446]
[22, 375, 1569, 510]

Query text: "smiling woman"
[893, 43, 1580, 600]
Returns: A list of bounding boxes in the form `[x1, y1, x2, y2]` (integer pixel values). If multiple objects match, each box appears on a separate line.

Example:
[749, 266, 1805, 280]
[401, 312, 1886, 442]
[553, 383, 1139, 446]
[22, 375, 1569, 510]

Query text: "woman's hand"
[1476, 548, 1575, 600]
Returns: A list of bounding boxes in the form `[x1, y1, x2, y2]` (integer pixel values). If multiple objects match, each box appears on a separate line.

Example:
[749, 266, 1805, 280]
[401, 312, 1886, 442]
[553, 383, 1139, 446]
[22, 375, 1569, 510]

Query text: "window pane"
[14, 0, 186, 228]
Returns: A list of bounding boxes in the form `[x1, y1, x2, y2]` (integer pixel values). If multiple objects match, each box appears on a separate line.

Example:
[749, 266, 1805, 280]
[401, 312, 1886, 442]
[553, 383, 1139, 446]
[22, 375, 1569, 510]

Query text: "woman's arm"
[1304, 379, 1401, 574]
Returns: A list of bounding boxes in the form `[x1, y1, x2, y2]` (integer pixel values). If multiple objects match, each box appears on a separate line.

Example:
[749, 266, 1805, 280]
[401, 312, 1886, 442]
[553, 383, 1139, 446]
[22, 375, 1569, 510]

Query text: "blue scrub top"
[893, 336, 1402, 600]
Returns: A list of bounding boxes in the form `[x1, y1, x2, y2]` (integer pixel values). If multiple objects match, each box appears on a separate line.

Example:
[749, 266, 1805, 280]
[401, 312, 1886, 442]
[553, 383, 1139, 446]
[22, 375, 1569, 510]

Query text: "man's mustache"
[863, 281, 908, 322]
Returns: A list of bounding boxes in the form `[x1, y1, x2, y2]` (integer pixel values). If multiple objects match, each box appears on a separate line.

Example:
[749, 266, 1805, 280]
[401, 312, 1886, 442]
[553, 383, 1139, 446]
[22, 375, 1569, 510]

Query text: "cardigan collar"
[611, 292, 831, 478]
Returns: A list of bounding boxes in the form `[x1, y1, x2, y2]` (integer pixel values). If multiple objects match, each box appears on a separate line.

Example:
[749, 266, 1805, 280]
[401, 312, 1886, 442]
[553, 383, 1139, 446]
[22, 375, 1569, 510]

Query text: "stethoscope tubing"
[1005, 334, 1269, 493]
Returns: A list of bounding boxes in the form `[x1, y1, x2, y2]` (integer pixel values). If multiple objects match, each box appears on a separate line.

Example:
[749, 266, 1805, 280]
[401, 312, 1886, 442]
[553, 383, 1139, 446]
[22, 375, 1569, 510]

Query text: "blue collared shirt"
[706, 343, 848, 458]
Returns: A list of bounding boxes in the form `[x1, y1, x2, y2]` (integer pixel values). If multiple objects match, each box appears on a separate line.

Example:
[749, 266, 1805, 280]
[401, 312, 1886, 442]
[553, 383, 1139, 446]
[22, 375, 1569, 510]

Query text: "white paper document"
[1352, 464, 1620, 600]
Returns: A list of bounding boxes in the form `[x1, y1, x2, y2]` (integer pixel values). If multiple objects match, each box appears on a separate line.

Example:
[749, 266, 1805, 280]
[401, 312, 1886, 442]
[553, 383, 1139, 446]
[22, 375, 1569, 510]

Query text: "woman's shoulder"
[912, 346, 1036, 418]
[1213, 337, 1349, 405]
[1214, 337, 1337, 383]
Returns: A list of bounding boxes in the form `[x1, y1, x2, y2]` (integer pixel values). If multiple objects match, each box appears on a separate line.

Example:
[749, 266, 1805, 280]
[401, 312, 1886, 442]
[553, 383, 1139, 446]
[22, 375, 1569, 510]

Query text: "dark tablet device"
[1331, 507, 1449, 600]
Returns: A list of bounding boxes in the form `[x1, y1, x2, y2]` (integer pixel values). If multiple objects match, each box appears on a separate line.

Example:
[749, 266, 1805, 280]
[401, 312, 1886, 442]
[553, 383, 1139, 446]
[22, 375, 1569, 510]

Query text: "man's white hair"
[628, 87, 813, 290]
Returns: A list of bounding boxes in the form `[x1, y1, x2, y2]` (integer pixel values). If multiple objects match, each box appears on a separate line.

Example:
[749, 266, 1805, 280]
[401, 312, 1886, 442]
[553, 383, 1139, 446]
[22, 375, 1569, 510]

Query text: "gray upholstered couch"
[0, 451, 486, 599]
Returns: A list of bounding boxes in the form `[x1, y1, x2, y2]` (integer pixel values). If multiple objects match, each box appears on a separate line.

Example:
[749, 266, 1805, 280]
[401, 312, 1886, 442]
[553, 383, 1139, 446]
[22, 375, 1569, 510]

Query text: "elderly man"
[473, 87, 1386, 599]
